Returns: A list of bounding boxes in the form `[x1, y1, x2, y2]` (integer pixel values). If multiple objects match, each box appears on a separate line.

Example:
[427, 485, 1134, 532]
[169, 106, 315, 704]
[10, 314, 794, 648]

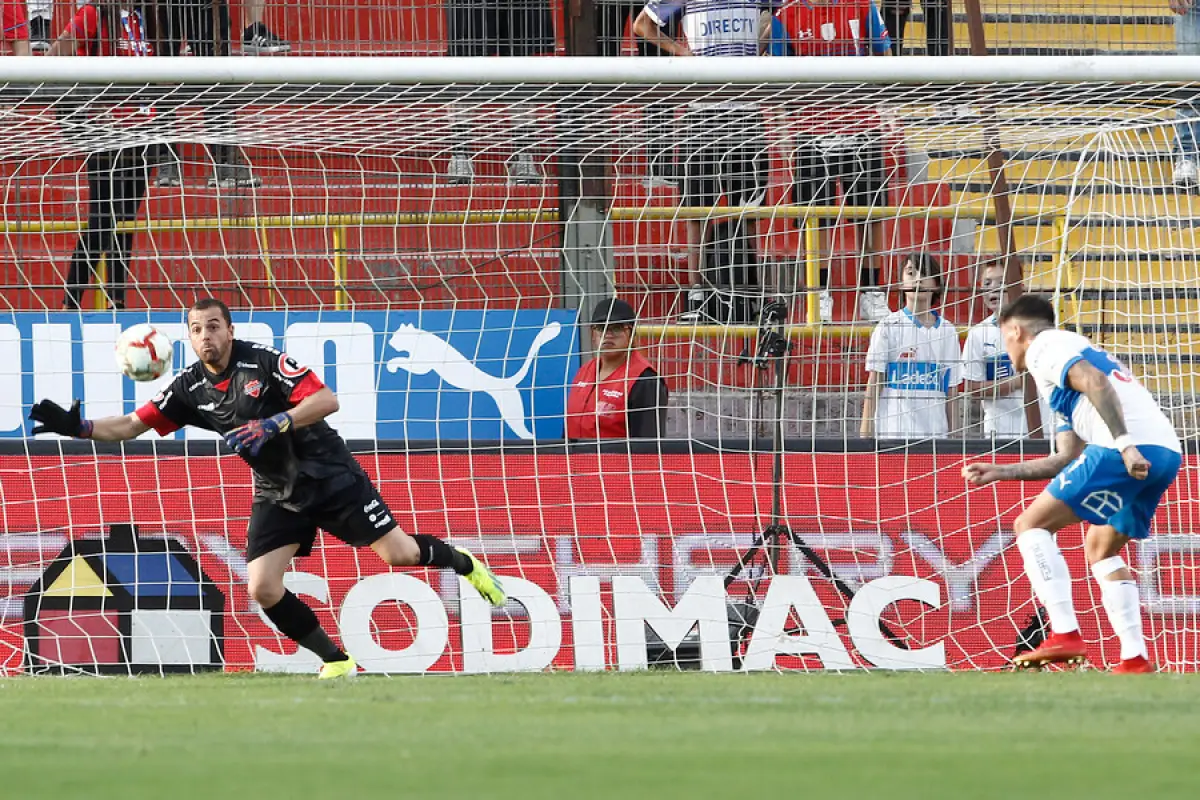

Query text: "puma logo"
[385, 322, 562, 439]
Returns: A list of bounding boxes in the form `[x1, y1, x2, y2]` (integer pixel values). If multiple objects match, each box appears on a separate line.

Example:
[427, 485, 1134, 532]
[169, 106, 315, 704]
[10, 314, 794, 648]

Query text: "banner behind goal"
[1, 57, 1198, 674]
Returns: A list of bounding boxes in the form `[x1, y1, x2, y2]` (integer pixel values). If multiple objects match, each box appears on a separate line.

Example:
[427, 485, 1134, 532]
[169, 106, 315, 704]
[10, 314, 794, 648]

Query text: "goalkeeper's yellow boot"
[456, 547, 506, 607]
[318, 654, 358, 680]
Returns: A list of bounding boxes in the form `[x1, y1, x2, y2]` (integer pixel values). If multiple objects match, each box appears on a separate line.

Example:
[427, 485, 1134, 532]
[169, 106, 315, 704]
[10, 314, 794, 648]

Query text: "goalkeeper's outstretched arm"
[28, 399, 151, 441]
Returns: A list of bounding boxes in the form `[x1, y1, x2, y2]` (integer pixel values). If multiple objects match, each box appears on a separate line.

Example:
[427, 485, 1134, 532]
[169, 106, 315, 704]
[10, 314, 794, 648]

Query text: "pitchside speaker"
[691, 218, 760, 325]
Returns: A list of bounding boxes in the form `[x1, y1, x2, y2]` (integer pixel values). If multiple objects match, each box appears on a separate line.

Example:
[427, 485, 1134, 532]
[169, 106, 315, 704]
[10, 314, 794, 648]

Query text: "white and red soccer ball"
[115, 324, 174, 382]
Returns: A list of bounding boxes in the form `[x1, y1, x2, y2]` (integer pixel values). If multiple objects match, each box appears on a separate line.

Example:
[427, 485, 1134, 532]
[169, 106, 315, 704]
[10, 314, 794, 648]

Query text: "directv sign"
[0, 310, 579, 441]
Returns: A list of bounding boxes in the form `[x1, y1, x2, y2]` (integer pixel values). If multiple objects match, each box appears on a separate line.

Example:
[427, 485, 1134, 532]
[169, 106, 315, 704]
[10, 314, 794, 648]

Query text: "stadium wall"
[2, 443, 1197, 673]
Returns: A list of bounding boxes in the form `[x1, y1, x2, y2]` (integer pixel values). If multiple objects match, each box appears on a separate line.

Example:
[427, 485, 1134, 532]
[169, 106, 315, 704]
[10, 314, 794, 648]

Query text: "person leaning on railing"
[48, 0, 156, 310]
[443, 0, 556, 185]
[149, 0, 262, 188]
[596, 0, 681, 188]
[566, 299, 669, 440]
[634, 0, 772, 320]
[774, 0, 894, 323]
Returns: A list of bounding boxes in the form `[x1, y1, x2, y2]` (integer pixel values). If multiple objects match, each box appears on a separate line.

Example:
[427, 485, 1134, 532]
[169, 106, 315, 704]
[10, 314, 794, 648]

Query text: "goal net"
[1, 57, 1198, 674]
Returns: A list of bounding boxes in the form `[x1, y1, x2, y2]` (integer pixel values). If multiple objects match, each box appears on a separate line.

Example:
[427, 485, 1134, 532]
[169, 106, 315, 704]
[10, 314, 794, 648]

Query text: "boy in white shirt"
[861, 253, 962, 439]
[962, 262, 1039, 438]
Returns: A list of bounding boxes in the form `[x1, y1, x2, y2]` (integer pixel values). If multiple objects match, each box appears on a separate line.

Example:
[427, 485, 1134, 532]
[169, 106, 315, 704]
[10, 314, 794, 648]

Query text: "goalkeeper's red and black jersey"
[135, 339, 363, 506]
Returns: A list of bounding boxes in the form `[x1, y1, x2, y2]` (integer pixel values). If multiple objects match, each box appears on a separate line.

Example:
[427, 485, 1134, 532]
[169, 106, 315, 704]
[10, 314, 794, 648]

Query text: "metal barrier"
[2, 202, 1067, 326]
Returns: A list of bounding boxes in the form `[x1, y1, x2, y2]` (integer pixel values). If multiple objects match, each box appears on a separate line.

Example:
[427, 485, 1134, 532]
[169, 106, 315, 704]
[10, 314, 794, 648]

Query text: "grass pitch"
[1, 671, 1196, 799]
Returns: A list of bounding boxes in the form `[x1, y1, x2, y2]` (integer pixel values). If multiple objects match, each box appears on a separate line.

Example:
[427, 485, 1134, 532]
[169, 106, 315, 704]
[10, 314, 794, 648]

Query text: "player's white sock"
[1092, 556, 1148, 661]
[1016, 528, 1079, 634]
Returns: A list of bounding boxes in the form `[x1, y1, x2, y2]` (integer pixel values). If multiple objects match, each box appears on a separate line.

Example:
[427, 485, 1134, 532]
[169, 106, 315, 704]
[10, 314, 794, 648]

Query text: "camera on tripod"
[746, 299, 791, 370]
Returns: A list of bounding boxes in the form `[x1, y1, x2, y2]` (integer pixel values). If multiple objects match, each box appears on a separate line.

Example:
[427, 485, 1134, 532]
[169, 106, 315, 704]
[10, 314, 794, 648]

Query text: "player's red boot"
[1112, 655, 1155, 674]
[1012, 630, 1088, 669]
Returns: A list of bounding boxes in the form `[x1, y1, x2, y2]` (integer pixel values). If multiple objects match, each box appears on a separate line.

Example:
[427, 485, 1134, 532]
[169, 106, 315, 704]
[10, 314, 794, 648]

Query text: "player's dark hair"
[998, 294, 1057, 328]
[902, 252, 943, 302]
[189, 298, 232, 326]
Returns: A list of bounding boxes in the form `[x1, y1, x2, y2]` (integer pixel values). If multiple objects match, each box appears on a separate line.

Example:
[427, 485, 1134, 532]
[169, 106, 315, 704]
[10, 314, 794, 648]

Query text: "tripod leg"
[788, 529, 911, 650]
[723, 532, 767, 588]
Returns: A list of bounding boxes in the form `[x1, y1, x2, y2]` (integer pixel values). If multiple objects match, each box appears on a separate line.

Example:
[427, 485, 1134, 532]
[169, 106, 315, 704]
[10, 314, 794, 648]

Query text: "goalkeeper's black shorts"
[245, 471, 396, 563]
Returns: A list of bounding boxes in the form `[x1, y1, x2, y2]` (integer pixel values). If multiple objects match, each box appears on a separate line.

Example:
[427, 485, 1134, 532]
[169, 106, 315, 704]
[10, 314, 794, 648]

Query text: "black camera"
[751, 299, 791, 368]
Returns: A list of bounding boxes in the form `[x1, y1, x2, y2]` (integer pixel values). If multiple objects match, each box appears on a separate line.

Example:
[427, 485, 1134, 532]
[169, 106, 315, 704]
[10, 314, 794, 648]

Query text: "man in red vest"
[566, 299, 668, 440]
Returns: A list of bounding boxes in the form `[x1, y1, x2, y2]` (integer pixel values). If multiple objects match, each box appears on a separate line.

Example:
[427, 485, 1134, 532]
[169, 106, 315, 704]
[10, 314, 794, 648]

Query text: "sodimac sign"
[1, 449, 1196, 673]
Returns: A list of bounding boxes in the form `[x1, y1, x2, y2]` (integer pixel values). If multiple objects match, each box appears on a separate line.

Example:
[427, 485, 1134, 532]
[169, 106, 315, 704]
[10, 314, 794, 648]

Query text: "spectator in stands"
[48, 0, 156, 310]
[2, 0, 31, 54]
[882, 0, 951, 56]
[445, 0, 556, 184]
[1173, 0, 1200, 187]
[963, 262, 1034, 438]
[243, 0, 289, 54]
[775, 0, 893, 322]
[24, 0, 49, 51]
[634, 0, 770, 317]
[151, 0, 260, 188]
[861, 253, 962, 439]
[566, 298, 669, 439]
[597, 1, 679, 188]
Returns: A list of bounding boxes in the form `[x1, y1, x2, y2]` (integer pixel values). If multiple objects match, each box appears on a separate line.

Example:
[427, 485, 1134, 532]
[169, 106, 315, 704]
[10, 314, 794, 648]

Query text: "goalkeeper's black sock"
[412, 534, 474, 575]
[263, 590, 347, 662]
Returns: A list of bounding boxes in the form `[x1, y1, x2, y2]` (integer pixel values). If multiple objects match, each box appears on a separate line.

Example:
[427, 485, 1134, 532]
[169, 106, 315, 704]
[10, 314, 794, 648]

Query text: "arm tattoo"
[1085, 378, 1129, 440]
[1068, 361, 1129, 439]
[1001, 456, 1068, 481]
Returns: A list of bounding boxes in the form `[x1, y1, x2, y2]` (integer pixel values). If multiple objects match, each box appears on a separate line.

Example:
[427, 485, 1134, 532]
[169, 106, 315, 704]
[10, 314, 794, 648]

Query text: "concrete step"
[1029, 258, 1200, 288]
[977, 222, 1200, 252]
[951, 192, 1200, 218]
[904, 18, 1172, 53]
[928, 155, 1176, 183]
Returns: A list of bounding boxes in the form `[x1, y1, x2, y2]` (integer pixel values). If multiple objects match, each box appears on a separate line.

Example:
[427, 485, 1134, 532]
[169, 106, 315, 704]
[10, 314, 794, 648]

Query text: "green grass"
[0, 672, 1197, 799]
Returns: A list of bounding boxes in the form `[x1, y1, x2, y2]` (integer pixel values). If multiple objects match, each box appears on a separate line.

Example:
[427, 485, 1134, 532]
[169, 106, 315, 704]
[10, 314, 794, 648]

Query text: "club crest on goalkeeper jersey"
[134, 339, 364, 504]
[1025, 329, 1180, 453]
[865, 308, 962, 439]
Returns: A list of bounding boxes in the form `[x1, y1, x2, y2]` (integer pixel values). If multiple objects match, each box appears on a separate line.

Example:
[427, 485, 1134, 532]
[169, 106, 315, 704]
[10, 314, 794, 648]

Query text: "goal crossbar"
[3, 55, 1200, 86]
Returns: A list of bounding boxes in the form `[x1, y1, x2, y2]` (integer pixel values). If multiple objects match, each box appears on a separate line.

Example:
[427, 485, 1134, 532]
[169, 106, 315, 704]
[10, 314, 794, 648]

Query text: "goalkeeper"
[27, 298, 506, 680]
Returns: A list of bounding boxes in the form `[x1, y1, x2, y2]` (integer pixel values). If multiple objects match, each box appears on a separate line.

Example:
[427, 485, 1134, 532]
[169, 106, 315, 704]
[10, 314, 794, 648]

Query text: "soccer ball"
[115, 324, 174, 382]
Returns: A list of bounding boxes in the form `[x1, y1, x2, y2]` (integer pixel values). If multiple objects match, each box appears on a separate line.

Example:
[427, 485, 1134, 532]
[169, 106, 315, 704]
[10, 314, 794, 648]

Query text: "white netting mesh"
[2, 60, 1199, 673]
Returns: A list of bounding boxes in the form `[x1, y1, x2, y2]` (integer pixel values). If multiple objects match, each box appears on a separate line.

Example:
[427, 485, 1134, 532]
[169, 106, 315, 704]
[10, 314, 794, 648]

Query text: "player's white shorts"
[1047, 444, 1181, 540]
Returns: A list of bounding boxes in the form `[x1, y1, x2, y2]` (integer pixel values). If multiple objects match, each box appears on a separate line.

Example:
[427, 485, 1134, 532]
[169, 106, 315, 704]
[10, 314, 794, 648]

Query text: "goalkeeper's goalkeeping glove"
[224, 412, 292, 457]
[28, 399, 93, 438]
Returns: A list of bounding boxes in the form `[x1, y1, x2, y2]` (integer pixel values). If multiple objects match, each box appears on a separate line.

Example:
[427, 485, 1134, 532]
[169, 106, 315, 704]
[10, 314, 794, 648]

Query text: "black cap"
[590, 298, 637, 327]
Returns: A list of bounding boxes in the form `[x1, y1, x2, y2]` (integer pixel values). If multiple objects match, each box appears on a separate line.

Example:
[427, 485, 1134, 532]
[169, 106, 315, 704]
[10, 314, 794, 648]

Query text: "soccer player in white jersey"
[962, 262, 1039, 439]
[861, 253, 962, 439]
[962, 295, 1181, 673]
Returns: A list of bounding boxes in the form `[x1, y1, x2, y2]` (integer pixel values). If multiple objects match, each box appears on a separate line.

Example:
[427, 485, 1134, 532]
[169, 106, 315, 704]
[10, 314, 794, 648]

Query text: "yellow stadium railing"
[1, 202, 1072, 325]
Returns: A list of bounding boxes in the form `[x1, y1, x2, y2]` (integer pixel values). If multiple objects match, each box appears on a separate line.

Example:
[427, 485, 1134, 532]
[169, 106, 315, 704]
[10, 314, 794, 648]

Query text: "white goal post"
[1, 55, 1198, 675]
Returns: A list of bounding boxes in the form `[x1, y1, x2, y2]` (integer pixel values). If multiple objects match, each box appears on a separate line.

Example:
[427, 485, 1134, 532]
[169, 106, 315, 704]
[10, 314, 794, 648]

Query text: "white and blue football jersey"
[644, 0, 765, 57]
[963, 315, 1053, 439]
[865, 308, 962, 439]
[963, 316, 1026, 438]
[1025, 329, 1180, 453]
